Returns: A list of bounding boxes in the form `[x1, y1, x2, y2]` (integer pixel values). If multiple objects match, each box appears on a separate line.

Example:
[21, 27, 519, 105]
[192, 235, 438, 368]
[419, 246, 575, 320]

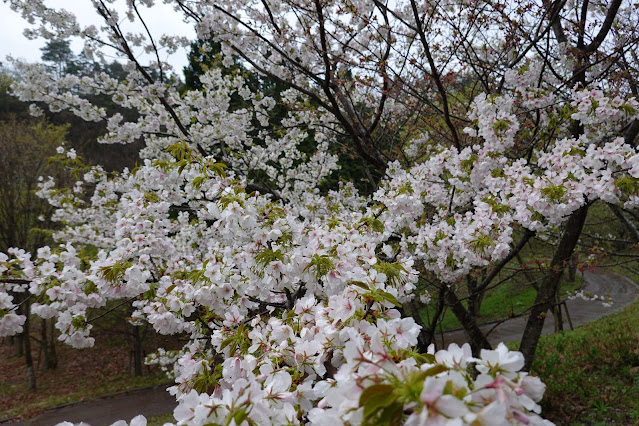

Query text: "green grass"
[532, 298, 639, 425]
[147, 412, 175, 425]
[422, 275, 583, 331]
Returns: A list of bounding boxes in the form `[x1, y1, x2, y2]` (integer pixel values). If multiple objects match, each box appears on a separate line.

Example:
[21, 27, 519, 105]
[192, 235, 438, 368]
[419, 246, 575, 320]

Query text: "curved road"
[4, 385, 176, 426]
[5, 269, 638, 426]
[439, 269, 639, 347]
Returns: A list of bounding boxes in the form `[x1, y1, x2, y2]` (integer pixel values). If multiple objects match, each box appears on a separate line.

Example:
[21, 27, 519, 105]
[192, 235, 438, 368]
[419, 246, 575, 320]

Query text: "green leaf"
[373, 262, 408, 287]
[208, 162, 227, 177]
[397, 182, 414, 195]
[98, 260, 131, 283]
[177, 159, 189, 174]
[231, 407, 249, 425]
[360, 384, 396, 422]
[83, 280, 98, 295]
[358, 216, 385, 232]
[360, 383, 395, 406]
[380, 291, 402, 307]
[219, 335, 235, 351]
[492, 118, 512, 136]
[615, 176, 639, 196]
[255, 248, 285, 268]
[421, 364, 448, 377]
[303, 254, 335, 280]
[144, 192, 160, 203]
[540, 183, 567, 202]
[460, 154, 477, 172]
[192, 175, 206, 189]
[433, 230, 446, 245]
[443, 380, 454, 395]
[413, 353, 436, 364]
[377, 402, 404, 426]
[350, 280, 370, 290]
[491, 168, 506, 178]
[469, 233, 494, 254]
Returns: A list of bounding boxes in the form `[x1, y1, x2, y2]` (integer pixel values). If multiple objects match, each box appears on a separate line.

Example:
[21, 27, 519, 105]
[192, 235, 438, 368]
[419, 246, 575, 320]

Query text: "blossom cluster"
[166, 343, 550, 426]
[374, 89, 639, 282]
[3, 1, 639, 425]
[6, 57, 639, 426]
[0, 144, 556, 424]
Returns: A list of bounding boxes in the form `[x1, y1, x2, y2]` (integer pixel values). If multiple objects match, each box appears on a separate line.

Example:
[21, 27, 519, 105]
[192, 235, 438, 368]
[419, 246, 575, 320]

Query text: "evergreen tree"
[40, 39, 77, 78]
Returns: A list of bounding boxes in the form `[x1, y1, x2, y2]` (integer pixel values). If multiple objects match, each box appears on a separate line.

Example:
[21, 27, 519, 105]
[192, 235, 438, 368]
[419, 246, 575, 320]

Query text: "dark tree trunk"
[408, 300, 430, 352]
[445, 290, 492, 356]
[412, 284, 448, 352]
[443, 231, 535, 355]
[519, 205, 589, 370]
[567, 253, 577, 282]
[552, 294, 564, 332]
[609, 204, 639, 242]
[23, 298, 36, 390]
[14, 327, 24, 358]
[467, 272, 486, 319]
[12, 292, 25, 358]
[41, 318, 58, 370]
[131, 325, 143, 376]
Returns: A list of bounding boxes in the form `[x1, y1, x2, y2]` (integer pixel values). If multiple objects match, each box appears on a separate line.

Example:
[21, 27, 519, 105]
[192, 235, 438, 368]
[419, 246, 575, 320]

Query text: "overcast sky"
[0, 1, 195, 74]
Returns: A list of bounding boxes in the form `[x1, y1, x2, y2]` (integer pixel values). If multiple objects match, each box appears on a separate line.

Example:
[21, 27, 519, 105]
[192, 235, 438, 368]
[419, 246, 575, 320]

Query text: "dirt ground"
[0, 316, 181, 424]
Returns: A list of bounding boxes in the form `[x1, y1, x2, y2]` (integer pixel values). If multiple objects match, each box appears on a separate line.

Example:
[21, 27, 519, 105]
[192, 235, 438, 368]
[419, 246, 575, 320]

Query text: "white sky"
[0, 1, 195, 74]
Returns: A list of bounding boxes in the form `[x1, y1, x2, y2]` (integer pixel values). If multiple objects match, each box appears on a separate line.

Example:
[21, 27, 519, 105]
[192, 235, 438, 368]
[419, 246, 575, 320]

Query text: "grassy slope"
[147, 413, 175, 425]
[422, 274, 583, 332]
[532, 297, 639, 425]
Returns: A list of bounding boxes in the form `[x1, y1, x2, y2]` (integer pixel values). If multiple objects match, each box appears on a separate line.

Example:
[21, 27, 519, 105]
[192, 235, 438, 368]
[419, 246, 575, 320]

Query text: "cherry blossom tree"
[2, 0, 639, 424]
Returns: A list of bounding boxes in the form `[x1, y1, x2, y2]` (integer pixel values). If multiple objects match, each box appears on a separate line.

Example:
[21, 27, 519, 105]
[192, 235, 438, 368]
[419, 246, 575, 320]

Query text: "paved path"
[3, 385, 176, 426]
[3, 269, 637, 425]
[438, 269, 639, 348]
